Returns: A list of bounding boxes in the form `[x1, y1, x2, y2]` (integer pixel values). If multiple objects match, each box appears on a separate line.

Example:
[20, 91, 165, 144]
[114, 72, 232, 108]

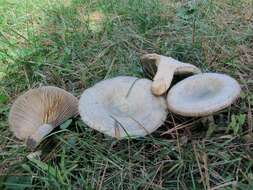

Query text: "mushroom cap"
[9, 86, 78, 141]
[79, 76, 167, 138]
[141, 53, 201, 95]
[166, 73, 241, 117]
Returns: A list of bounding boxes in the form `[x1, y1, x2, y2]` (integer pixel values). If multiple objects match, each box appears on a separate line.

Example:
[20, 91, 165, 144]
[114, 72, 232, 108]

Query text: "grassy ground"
[0, 0, 252, 189]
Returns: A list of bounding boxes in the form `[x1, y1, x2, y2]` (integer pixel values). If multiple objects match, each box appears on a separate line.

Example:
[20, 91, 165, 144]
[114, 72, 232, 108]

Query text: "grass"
[0, 0, 252, 189]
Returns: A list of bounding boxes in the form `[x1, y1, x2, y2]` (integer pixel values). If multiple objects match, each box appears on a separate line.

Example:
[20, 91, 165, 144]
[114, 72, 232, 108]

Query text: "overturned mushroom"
[141, 53, 201, 96]
[9, 86, 78, 150]
[166, 73, 241, 117]
[79, 76, 167, 139]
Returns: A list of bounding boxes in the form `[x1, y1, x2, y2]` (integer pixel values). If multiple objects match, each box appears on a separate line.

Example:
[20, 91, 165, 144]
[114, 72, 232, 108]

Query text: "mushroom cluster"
[141, 53, 241, 116]
[8, 54, 241, 149]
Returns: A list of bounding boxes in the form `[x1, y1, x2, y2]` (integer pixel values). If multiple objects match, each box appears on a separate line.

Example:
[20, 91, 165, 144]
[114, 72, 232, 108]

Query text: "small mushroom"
[79, 76, 167, 139]
[9, 86, 78, 150]
[166, 73, 241, 117]
[141, 53, 201, 96]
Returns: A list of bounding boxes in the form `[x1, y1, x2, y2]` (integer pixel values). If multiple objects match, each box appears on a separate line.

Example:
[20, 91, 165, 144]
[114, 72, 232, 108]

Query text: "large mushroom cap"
[166, 73, 241, 117]
[79, 76, 167, 139]
[141, 53, 201, 96]
[9, 86, 78, 149]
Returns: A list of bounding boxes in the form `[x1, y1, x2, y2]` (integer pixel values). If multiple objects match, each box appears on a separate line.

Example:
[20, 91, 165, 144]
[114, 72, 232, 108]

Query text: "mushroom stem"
[152, 55, 177, 95]
[152, 66, 175, 96]
[141, 54, 201, 96]
[26, 124, 54, 150]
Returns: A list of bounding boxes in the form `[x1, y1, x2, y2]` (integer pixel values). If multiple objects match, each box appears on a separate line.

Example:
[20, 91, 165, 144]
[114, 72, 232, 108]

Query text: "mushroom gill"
[9, 86, 78, 150]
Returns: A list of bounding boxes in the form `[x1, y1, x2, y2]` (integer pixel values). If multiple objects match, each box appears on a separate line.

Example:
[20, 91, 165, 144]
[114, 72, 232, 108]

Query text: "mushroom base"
[26, 123, 54, 150]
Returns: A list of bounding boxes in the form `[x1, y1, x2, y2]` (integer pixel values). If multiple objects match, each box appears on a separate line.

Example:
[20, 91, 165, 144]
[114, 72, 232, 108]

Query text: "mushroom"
[79, 76, 167, 139]
[9, 86, 78, 150]
[166, 73, 241, 117]
[141, 53, 201, 96]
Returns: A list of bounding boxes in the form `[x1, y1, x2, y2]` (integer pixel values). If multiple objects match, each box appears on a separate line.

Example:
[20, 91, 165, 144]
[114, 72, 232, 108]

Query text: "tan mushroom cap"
[166, 73, 241, 117]
[141, 53, 201, 96]
[79, 76, 168, 139]
[9, 86, 78, 150]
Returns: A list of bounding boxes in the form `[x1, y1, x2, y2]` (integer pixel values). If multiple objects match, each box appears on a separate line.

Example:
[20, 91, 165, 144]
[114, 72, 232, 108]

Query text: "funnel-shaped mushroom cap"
[9, 86, 78, 150]
[167, 73, 241, 117]
[141, 53, 201, 96]
[79, 76, 167, 139]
